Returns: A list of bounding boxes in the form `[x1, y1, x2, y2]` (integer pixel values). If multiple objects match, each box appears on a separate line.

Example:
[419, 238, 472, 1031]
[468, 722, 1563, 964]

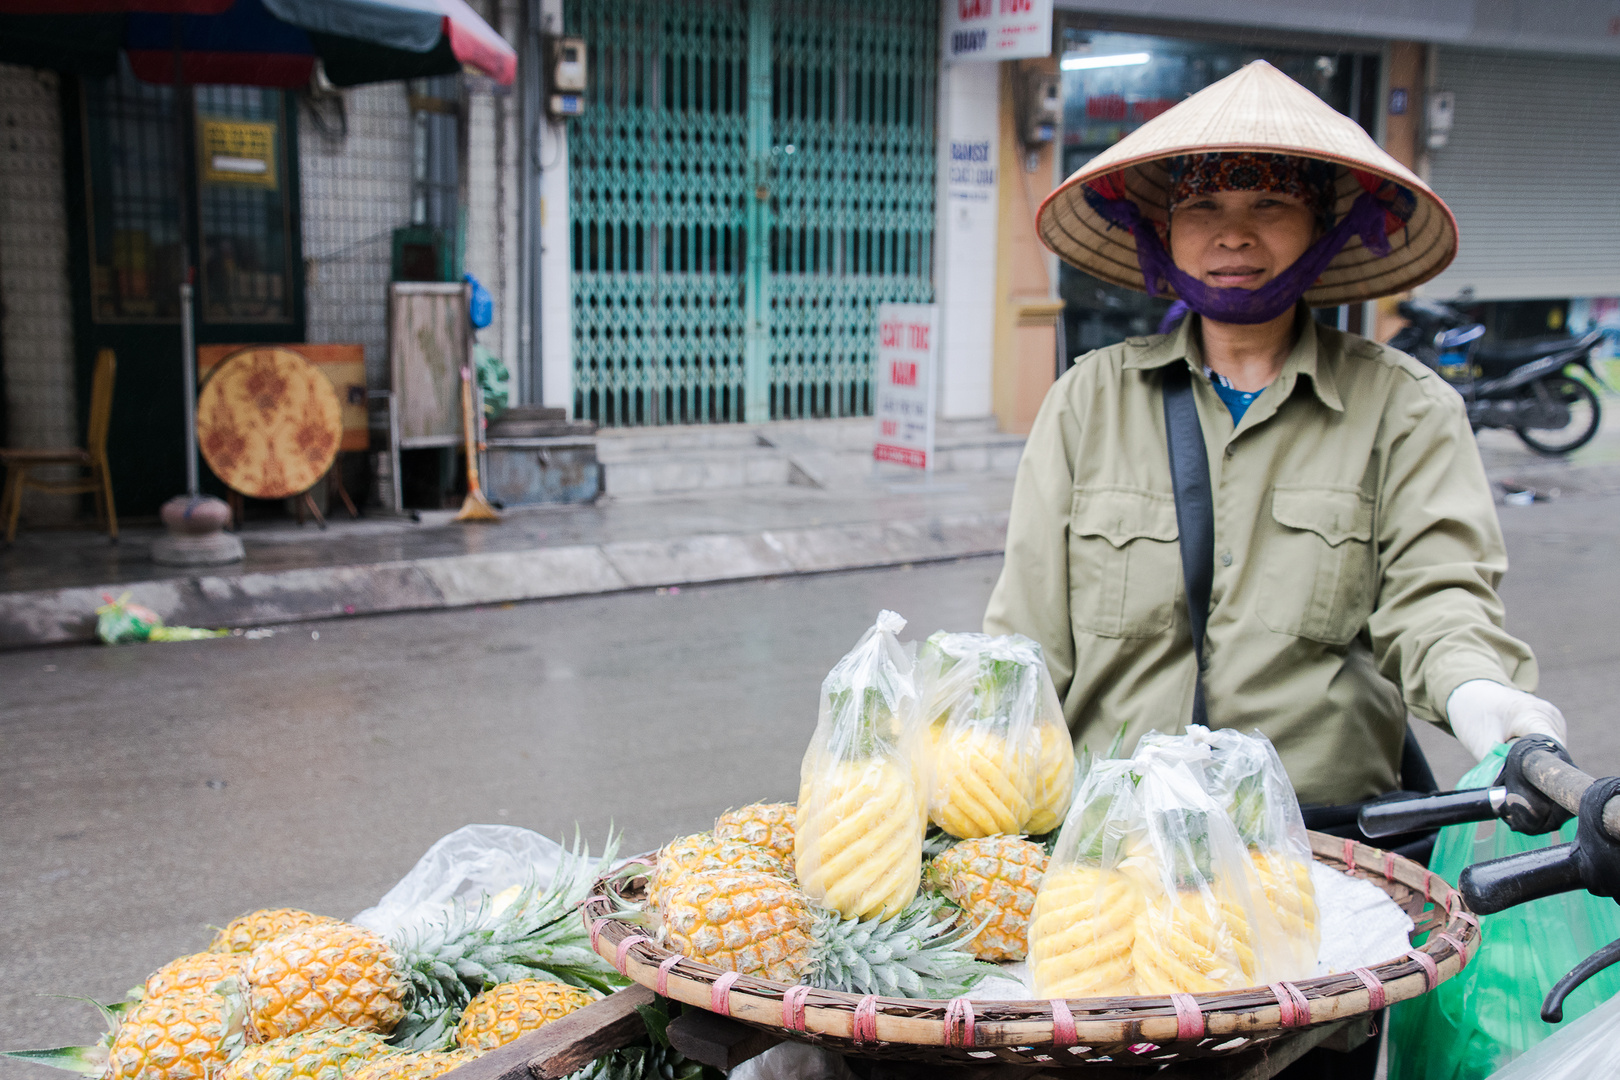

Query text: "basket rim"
[581, 830, 1478, 1055]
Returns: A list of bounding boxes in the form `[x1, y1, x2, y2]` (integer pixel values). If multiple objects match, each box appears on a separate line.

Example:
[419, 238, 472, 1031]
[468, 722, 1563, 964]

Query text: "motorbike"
[1388, 297, 1612, 455]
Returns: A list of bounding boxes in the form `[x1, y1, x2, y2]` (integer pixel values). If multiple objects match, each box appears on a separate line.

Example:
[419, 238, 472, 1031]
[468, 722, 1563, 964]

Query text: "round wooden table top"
[198, 347, 342, 500]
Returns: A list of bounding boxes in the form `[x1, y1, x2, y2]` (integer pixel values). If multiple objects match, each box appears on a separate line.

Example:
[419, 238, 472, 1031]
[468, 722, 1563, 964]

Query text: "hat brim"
[1037, 61, 1458, 306]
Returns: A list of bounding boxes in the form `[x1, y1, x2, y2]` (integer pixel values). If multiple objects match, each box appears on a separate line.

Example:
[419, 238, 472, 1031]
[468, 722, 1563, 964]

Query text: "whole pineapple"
[4, 981, 248, 1080]
[795, 755, 922, 920]
[348, 1049, 479, 1080]
[657, 870, 988, 997]
[218, 1028, 393, 1080]
[226, 838, 625, 1049]
[210, 909, 341, 954]
[714, 802, 796, 859]
[646, 833, 792, 911]
[455, 980, 596, 1051]
[924, 836, 1048, 962]
[143, 952, 249, 1001]
[1028, 865, 1142, 998]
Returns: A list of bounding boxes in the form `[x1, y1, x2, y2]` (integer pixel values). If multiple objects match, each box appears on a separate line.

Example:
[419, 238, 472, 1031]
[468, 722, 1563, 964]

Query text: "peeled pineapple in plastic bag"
[1028, 759, 1144, 997]
[794, 610, 924, 921]
[1031, 732, 1301, 997]
[1138, 726, 1320, 981]
[915, 632, 1076, 839]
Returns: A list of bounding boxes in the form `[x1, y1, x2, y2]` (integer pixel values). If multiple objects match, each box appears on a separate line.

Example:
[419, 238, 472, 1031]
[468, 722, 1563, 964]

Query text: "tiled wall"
[297, 81, 414, 388]
[0, 64, 77, 522]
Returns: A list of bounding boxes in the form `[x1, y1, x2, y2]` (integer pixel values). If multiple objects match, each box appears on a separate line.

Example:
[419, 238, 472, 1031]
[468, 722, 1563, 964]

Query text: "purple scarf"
[1083, 187, 1395, 333]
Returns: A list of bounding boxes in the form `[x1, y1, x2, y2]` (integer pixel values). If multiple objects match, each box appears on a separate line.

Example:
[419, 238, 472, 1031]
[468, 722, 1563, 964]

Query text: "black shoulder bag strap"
[1161, 363, 1214, 728]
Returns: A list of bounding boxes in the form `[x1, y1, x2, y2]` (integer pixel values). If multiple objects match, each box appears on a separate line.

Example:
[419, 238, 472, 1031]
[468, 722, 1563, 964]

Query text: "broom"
[454, 364, 501, 522]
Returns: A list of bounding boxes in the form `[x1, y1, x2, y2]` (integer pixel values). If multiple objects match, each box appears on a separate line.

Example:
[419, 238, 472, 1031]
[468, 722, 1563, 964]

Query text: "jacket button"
[1220, 551, 1233, 566]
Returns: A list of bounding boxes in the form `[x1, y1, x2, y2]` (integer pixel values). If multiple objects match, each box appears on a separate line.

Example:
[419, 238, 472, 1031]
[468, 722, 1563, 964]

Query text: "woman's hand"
[1446, 679, 1568, 760]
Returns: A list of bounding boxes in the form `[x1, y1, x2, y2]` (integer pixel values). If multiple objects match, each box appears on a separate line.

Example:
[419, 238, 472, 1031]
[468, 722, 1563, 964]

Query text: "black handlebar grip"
[1358, 787, 1503, 839]
[1459, 842, 1583, 915]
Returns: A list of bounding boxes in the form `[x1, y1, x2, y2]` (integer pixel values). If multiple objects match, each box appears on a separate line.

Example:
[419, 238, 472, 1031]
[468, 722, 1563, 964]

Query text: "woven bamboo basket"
[582, 831, 1480, 1067]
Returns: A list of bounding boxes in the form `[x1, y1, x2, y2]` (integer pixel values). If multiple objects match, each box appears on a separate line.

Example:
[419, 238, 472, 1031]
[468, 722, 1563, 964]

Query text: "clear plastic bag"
[915, 631, 1075, 838]
[1482, 990, 1620, 1080]
[1030, 730, 1303, 997]
[794, 610, 924, 921]
[1388, 744, 1620, 1080]
[352, 824, 568, 939]
[1140, 726, 1320, 979]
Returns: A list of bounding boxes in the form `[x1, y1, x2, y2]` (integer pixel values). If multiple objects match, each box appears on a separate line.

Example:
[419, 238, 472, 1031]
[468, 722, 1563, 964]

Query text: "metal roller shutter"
[1422, 47, 1620, 302]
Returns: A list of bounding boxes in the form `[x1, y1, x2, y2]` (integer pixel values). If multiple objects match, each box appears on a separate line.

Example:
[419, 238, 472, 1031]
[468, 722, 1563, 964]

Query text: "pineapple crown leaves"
[389, 831, 629, 1049]
[0, 997, 121, 1076]
[805, 896, 995, 999]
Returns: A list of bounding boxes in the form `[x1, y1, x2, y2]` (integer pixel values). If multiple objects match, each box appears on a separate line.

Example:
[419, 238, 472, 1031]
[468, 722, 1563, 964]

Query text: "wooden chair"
[1, 348, 118, 544]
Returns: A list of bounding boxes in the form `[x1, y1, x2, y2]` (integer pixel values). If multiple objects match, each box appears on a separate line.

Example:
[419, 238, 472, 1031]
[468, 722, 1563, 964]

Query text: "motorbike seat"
[1473, 329, 1604, 367]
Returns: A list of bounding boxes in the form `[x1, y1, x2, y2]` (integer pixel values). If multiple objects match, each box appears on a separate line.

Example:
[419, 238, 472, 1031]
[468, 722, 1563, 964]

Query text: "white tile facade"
[0, 64, 78, 521]
[297, 81, 414, 386]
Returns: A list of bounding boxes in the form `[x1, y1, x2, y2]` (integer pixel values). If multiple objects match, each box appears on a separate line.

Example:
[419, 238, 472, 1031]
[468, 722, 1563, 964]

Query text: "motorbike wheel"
[1515, 376, 1602, 455]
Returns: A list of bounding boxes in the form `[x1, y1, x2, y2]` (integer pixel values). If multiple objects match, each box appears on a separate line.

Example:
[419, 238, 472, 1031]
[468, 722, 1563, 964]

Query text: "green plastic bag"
[1388, 743, 1620, 1079]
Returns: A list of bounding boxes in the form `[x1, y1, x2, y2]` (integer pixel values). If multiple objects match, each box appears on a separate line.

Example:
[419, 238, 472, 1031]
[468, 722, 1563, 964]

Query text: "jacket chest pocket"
[1068, 487, 1181, 638]
[1259, 486, 1376, 645]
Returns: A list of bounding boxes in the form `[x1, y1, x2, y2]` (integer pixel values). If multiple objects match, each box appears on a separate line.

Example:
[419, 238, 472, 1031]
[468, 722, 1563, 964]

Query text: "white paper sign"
[943, 0, 1053, 63]
[874, 303, 938, 471]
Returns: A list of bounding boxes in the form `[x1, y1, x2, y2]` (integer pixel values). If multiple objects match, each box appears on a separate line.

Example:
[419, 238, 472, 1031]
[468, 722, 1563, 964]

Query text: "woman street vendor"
[986, 64, 1565, 827]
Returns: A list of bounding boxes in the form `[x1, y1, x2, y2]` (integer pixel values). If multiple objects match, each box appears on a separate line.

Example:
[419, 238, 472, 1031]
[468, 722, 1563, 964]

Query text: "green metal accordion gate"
[565, 0, 937, 425]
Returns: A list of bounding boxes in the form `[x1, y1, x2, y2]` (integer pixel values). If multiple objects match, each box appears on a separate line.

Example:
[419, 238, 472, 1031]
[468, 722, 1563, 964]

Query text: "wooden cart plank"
[440, 985, 655, 1080]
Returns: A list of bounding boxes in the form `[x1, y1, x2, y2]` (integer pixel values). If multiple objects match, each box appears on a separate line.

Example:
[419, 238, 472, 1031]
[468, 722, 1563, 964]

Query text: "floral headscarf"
[1167, 152, 1340, 230]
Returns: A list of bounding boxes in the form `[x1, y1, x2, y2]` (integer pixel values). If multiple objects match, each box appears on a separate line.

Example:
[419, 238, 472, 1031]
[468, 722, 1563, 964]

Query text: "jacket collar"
[1123, 304, 1345, 413]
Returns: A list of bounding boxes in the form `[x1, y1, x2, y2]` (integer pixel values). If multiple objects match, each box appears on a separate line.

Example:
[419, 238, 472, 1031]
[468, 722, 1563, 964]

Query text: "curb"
[0, 510, 1010, 649]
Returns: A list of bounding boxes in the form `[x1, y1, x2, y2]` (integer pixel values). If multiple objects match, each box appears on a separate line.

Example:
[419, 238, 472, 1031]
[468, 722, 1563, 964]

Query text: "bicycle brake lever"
[1542, 937, 1620, 1022]
[1359, 787, 1504, 839]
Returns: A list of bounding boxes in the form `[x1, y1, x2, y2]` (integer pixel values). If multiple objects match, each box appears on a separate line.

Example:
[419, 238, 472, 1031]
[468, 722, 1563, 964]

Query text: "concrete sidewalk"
[0, 469, 1016, 648]
[5, 405, 1619, 649]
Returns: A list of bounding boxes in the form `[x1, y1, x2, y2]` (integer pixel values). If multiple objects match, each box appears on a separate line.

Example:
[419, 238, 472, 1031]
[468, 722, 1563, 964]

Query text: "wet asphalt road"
[3, 494, 1618, 1070]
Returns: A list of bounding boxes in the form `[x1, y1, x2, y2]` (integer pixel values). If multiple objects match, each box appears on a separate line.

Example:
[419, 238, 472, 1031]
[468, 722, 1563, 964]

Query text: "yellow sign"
[199, 119, 278, 189]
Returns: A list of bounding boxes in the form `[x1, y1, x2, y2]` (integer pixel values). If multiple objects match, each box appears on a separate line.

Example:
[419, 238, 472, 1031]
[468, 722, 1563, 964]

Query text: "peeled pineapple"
[929, 729, 1033, 839]
[1132, 889, 1257, 995]
[1028, 865, 1141, 998]
[795, 756, 922, 920]
[1025, 724, 1077, 835]
[714, 802, 797, 859]
[1250, 849, 1320, 977]
[925, 835, 1047, 962]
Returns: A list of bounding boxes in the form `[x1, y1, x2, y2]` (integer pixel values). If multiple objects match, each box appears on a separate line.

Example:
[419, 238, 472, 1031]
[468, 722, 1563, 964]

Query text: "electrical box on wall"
[548, 36, 587, 118]
[1018, 71, 1061, 148]
[1426, 90, 1455, 150]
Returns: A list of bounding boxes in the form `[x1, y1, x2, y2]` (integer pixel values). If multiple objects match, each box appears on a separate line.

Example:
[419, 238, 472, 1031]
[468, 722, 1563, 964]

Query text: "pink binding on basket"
[1049, 999, 1077, 1047]
[1437, 932, 1469, 968]
[588, 917, 608, 953]
[656, 955, 681, 997]
[1383, 852, 1397, 882]
[615, 934, 649, 973]
[1424, 872, 1434, 902]
[1343, 839, 1357, 874]
[1271, 982, 1310, 1027]
[782, 985, 811, 1032]
[1351, 967, 1387, 1011]
[852, 995, 880, 1046]
[1407, 949, 1440, 990]
[1171, 993, 1205, 1039]
[710, 971, 740, 1016]
[944, 998, 976, 1047]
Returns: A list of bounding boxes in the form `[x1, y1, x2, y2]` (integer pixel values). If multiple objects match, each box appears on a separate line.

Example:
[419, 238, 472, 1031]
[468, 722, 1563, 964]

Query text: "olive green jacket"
[983, 309, 1536, 804]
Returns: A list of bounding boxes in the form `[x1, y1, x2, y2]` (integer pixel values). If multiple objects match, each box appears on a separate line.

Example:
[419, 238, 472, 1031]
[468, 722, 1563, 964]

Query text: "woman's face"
[1167, 189, 1317, 290]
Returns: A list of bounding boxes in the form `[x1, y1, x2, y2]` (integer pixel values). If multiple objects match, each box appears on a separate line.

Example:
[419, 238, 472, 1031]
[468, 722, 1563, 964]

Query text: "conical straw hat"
[1037, 59, 1457, 305]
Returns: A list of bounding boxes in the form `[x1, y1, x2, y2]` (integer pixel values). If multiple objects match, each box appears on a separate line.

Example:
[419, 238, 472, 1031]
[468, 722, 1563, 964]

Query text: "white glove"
[1445, 679, 1568, 761]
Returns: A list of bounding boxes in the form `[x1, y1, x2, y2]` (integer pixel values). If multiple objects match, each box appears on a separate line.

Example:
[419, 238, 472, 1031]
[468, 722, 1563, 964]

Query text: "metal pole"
[180, 280, 198, 496]
[742, 0, 772, 422]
